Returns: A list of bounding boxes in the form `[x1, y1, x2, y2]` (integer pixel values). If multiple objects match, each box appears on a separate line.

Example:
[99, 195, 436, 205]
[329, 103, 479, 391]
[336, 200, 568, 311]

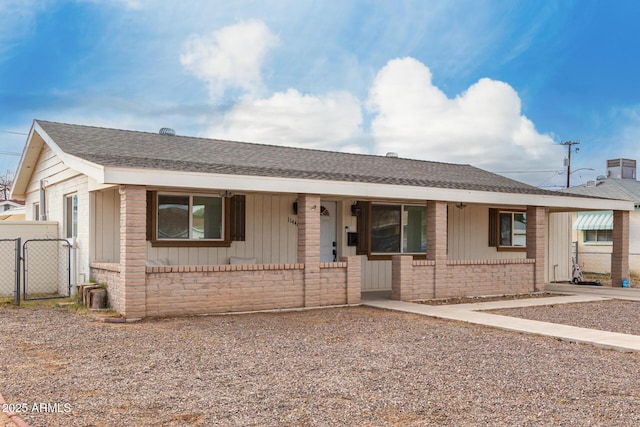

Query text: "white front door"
[320, 201, 337, 262]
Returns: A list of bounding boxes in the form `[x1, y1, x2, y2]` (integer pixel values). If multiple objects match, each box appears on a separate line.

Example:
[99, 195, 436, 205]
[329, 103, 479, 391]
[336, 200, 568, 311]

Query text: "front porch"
[89, 186, 631, 318]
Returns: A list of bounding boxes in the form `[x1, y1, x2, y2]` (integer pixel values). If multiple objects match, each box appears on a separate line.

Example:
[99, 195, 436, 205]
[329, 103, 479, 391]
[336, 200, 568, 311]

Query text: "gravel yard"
[489, 299, 640, 336]
[1, 304, 640, 426]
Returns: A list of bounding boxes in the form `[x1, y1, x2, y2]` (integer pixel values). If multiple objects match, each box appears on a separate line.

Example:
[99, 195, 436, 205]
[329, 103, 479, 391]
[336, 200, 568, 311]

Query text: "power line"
[495, 170, 560, 174]
[0, 151, 21, 156]
[0, 130, 27, 136]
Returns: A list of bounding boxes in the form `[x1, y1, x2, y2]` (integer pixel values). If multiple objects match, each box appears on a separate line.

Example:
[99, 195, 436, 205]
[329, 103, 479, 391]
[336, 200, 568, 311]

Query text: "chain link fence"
[0, 239, 19, 300]
[573, 244, 640, 277]
[23, 239, 71, 300]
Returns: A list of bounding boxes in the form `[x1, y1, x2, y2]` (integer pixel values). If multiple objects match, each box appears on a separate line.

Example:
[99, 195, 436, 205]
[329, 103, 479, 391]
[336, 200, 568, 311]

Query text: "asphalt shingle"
[36, 120, 568, 196]
[561, 178, 640, 202]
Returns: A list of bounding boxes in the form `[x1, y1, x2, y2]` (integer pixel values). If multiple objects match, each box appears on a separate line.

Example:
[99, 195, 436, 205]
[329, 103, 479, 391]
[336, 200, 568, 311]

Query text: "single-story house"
[11, 120, 634, 318]
[561, 158, 640, 276]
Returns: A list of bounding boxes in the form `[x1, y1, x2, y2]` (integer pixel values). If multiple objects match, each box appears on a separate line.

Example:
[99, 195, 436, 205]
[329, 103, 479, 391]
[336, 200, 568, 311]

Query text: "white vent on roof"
[385, 152, 398, 158]
[159, 128, 176, 136]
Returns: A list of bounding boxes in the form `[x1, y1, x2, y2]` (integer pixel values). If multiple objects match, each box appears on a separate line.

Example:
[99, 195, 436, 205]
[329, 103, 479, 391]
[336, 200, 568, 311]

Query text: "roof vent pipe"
[385, 152, 398, 158]
[159, 128, 176, 136]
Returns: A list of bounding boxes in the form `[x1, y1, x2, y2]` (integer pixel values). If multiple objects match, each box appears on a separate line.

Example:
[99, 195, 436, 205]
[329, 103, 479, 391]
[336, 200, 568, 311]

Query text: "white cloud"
[368, 57, 564, 184]
[209, 89, 364, 151]
[180, 19, 279, 100]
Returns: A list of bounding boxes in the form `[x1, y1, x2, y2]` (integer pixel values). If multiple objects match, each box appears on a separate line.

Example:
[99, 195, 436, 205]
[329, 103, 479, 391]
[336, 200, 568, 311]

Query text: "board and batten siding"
[447, 203, 526, 260]
[546, 211, 572, 282]
[91, 188, 121, 263]
[146, 193, 299, 265]
[24, 146, 91, 284]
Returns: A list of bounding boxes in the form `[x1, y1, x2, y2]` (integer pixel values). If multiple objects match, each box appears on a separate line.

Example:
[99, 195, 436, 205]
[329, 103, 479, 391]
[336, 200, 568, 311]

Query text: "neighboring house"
[561, 159, 640, 276]
[11, 120, 634, 318]
[0, 199, 25, 220]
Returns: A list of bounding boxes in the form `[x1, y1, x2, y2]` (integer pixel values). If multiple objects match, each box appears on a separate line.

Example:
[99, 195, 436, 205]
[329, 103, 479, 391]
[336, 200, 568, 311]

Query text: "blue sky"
[1, 0, 640, 189]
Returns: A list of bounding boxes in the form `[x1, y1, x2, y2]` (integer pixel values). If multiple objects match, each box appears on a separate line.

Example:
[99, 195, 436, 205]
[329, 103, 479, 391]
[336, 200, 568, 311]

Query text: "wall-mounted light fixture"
[455, 202, 467, 210]
[292, 201, 298, 215]
[220, 190, 234, 198]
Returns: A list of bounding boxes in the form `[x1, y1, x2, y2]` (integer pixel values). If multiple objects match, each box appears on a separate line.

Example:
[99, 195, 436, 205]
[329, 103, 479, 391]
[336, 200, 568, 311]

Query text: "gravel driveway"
[1, 304, 640, 426]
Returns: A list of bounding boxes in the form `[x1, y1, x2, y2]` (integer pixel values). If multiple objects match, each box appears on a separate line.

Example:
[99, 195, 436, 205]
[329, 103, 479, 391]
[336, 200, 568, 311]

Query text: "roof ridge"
[35, 119, 484, 169]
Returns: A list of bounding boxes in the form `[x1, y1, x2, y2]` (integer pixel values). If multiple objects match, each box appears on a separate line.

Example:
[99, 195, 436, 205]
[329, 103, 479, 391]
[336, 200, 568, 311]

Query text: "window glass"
[584, 229, 612, 243]
[513, 213, 526, 247]
[498, 212, 526, 247]
[192, 196, 223, 239]
[158, 195, 189, 239]
[499, 213, 512, 246]
[371, 205, 401, 253]
[403, 205, 426, 253]
[598, 230, 612, 242]
[65, 195, 78, 238]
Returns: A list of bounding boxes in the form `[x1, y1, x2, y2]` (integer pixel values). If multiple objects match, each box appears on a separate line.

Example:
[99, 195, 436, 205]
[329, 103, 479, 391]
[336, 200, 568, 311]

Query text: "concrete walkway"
[362, 285, 640, 352]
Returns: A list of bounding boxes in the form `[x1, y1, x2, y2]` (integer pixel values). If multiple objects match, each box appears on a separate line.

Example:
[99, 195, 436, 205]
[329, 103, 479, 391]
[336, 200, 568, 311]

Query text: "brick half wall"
[145, 264, 305, 317]
[392, 256, 536, 301]
[143, 258, 361, 317]
[90, 263, 122, 312]
[442, 259, 536, 299]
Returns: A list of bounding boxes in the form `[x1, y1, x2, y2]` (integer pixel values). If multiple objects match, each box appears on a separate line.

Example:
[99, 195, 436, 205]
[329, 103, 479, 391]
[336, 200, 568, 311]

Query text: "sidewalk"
[363, 286, 640, 352]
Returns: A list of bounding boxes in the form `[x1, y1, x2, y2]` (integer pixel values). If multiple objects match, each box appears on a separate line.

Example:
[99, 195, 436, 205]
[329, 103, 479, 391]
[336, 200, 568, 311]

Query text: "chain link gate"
[0, 238, 20, 304]
[22, 239, 71, 301]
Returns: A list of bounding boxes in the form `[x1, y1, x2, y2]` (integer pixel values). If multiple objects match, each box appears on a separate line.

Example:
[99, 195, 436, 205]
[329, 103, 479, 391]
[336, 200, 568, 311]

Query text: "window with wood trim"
[65, 194, 78, 238]
[356, 201, 426, 259]
[146, 191, 245, 247]
[489, 208, 526, 249]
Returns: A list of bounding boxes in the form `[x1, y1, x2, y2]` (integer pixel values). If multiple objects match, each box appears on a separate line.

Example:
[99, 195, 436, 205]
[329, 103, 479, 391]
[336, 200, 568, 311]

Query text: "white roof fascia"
[11, 124, 43, 199]
[32, 121, 106, 182]
[103, 167, 635, 211]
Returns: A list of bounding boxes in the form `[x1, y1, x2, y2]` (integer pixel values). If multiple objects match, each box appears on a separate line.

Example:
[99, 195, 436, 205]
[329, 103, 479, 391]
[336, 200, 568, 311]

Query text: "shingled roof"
[561, 177, 640, 202]
[34, 120, 566, 196]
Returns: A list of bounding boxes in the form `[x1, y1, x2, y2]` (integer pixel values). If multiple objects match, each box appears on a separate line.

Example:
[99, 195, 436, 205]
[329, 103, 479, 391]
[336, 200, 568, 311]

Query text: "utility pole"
[560, 141, 580, 188]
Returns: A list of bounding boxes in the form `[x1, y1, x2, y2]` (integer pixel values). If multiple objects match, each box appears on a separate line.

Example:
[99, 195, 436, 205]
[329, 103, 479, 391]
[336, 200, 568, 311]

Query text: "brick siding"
[442, 259, 535, 298]
[392, 256, 535, 301]
[140, 259, 360, 317]
[90, 262, 122, 311]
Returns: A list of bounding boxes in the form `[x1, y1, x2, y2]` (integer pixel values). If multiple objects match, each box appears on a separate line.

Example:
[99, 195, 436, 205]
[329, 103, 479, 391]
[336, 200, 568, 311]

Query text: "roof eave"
[102, 166, 635, 211]
[11, 121, 106, 199]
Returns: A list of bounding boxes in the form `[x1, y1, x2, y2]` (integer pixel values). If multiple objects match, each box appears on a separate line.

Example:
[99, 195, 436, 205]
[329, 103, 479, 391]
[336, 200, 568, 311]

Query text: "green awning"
[573, 212, 613, 230]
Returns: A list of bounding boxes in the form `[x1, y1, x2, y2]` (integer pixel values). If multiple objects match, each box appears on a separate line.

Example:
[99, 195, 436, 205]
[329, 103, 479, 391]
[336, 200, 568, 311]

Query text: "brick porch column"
[119, 185, 147, 318]
[427, 200, 447, 299]
[298, 194, 321, 307]
[526, 205, 545, 292]
[611, 210, 630, 287]
[342, 256, 361, 304]
[391, 255, 413, 300]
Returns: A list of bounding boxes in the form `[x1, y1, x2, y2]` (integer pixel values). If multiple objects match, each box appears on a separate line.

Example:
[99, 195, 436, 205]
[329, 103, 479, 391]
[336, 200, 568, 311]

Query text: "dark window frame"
[146, 191, 245, 248]
[356, 201, 427, 260]
[489, 208, 527, 251]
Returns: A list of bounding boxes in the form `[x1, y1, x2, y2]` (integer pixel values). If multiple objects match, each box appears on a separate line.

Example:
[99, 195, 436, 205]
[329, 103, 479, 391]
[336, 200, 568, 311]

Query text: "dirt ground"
[1, 302, 640, 426]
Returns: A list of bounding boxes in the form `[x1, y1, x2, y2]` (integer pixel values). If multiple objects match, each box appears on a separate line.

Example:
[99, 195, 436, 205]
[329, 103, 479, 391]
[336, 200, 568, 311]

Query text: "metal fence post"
[15, 238, 21, 305]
